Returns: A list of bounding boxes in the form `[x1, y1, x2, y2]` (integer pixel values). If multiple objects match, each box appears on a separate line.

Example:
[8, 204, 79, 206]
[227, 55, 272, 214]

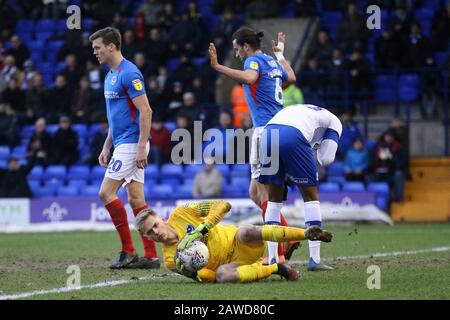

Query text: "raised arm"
[272, 32, 296, 84]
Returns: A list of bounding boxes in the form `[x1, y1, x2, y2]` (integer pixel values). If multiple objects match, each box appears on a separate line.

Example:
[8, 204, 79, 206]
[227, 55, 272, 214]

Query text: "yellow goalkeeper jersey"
[162, 200, 238, 271]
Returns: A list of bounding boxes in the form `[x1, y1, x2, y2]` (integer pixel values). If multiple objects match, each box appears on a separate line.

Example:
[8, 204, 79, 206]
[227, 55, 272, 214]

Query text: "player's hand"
[272, 32, 286, 54]
[177, 223, 210, 251]
[208, 43, 219, 69]
[98, 149, 110, 168]
[135, 145, 147, 169]
[175, 256, 202, 282]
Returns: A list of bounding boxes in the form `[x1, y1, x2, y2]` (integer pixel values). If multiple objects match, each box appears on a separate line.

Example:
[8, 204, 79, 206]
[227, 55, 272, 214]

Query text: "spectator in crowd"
[431, 2, 450, 51]
[111, 12, 128, 34]
[245, 0, 281, 19]
[146, 77, 166, 120]
[307, 30, 334, 68]
[85, 116, 108, 166]
[177, 91, 202, 124]
[190, 76, 212, 106]
[192, 157, 223, 198]
[157, 2, 179, 32]
[215, 8, 240, 40]
[135, 12, 148, 46]
[326, 48, 347, 110]
[134, 52, 154, 79]
[18, 59, 37, 91]
[2, 78, 25, 114]
[168, 13, 202, 55]
[8, 35, 29, 70]
[149, 116, 171, 166]
[299, 57, 325, 100]
[0, 55, 18, 92]
[173, 113, 195, 162]
[166, 81, 185, 119]
[121, 29, 138, 60]
[0, 103, 16, 146]
[420, 56, 441, 119]
[344, 137, 369, 182]
[156, 65, 168, 94]
[85, 59, 104, 91]
[347, 48, 372, 100]
[144, 27, 169, 68]
[230, 84, 250, 128]
[213, 110, 235, 163]
[170, 54, 197, 88]
[0, 156, 34, 198]
[47, 75, 72, 122]
[387, 118, 410, 179]
[407, 22, 431, 68]
[24, 73, 49, 124]
[282, 81, 304, 107]
[61, 54, 84, 90]
[338, 112, 363, 159]
[337, 3, 370, 53]
[50, 116, 79, 166]
[391, 4, 413, 36]
[0, 0, 17, 41]
[138, 0, 164, 27]
[374, 28, 402, 69]
[26, 117, 52, 166]
[373, 131, 406, 201]
[71, 76, 102, 124]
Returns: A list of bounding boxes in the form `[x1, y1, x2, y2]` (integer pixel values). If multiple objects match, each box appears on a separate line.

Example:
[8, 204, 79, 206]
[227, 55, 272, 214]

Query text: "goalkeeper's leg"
[215, 262, 299, 283]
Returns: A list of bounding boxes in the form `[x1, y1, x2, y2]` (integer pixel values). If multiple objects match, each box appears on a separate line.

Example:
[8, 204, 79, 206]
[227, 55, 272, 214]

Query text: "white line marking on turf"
[0, 273, 179, 300]
[290, 246, 450, 264]
[2, 246, 449, 300]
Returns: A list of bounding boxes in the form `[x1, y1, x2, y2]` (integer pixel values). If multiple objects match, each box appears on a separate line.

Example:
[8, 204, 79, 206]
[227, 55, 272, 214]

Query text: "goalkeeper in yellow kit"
[135, 200, 332, 283]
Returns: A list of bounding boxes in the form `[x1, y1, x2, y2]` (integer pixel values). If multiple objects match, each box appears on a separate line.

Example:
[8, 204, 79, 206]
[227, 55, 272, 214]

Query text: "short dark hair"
[232, 26, 264, 50]
[89, 27, 122, 50]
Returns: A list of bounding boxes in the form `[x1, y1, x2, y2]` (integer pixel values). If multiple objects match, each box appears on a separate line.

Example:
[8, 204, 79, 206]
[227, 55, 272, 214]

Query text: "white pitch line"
[0, 273, 179, 300]
[290, 246, 450, 264]
[2, 246, 449, 300]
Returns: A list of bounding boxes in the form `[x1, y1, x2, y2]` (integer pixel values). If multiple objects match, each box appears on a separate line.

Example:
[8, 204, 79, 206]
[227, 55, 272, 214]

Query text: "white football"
[178, 241, 209, 272]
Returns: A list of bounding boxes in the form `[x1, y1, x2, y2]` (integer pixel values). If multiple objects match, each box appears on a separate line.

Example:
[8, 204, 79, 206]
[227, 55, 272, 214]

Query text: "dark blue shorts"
[258, 124, 318, 187]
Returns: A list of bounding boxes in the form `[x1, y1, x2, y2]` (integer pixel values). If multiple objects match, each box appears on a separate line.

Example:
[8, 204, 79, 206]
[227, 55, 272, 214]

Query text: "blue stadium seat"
[183, 178, 195, 187]
[44, 165, 67, 180]
[38, 62, 54, 75]
[230, 164, 250, 178]
[68, 165, 90, 180]
[67, 179, 87, 189]
[398, 74, 420, 89]
[0, 146, 10, 160]
[35, 31, 53, 42]
[31, 184, 55, 197]
[399, 87, 419, 102]
[21, 124, 35, 138]
[82, 18, 94, 30]
[164, 122, 177, 133]
[414, 8, 434, 21]
[150, 185, 173, 198]
[27, 179, 41, 191]
[367, 182, 389, 196]
[57, 185, 79, 196]
[36, 19, 57, 32]
[16, 31, 33, 44]
[88, 123, 101, 135]
[167, 58, 181, 73]
[160, 177, 181, 188]
[79, 185, 99, 197]
[230, 177, 250, 187]
[0, 160, 6, 168]
[29, 166, 44, 180]
[144, 164, 159, 180]
[160, 164, 183, 179]
[184, 164, 203, 178]
[172, 185, 193, 198]
[15, 20, 35, 32]
[28, 40, 45, 52]
[11, 146, 27, 159]
[375, 75, 396, 89]
[90, 166, 105, 181]
[44, 179, 64, 192]
[342, 181, 365, 192]
[434, 52, 448, 67]
[327, 161, 344, 177]
[72, 124, 88, 138]
[326, 176, 346, 184]
[420, 0, 441, 10]
[222, 185, 245, 198]
[215, 164, 230, 178]
[47, 124, 59, 134]
[30, 52, 43, 64]
[319, 182, 340, 192]
[48, 40, 64, 52]
[375, 88, 397, 103]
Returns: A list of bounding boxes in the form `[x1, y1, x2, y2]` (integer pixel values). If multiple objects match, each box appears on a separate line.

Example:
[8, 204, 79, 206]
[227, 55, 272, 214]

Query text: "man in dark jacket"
[50, 116, 79, 166]
[0, 156, 34, 198]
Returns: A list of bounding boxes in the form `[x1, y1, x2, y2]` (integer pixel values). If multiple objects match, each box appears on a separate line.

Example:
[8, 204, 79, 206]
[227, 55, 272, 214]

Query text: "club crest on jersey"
[249, 61, 259, 71]
[110, 76, 117, 85]
[132, 79, 143, 91]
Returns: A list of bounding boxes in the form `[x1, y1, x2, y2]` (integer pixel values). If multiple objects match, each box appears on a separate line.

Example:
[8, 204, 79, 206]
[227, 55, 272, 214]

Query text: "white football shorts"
[105, 142, 150, 187]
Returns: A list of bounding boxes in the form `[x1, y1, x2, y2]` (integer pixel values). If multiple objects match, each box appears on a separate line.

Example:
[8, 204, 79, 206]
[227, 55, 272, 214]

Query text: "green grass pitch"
[0, 223, 449, 300]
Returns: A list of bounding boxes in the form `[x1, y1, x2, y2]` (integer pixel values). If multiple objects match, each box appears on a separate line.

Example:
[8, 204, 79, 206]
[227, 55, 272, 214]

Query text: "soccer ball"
[177, 241, 209, 272]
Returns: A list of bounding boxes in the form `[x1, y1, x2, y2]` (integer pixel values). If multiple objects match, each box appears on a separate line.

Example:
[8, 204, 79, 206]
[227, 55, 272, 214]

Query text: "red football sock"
[259, 200, 288, 256]
[133, 204, 158, 259]
[105, 198, 134, 254]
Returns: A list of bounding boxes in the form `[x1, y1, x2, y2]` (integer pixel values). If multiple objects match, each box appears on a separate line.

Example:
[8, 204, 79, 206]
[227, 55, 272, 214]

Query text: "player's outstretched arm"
[272, 32, 296, 84]
[98, 129, 113, 167]
[133, 94, 153, 169]
[209, 43, 258, 85]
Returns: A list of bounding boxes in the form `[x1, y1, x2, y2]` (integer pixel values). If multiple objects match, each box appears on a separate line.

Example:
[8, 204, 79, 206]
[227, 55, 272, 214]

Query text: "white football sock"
[304, 200, 322, 263]
[265, 201, 282, 263]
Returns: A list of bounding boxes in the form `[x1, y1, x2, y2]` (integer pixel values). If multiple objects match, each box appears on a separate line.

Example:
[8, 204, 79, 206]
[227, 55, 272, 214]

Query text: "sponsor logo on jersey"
[249, 61, 259, 71]
[104, 91, 119, 99]
[132, 79, 143, 91]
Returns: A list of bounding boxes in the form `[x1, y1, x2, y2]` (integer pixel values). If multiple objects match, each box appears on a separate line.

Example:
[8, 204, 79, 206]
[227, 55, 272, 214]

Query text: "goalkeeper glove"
[175, 256, 201, 282]
[177, 223, 212, 251]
